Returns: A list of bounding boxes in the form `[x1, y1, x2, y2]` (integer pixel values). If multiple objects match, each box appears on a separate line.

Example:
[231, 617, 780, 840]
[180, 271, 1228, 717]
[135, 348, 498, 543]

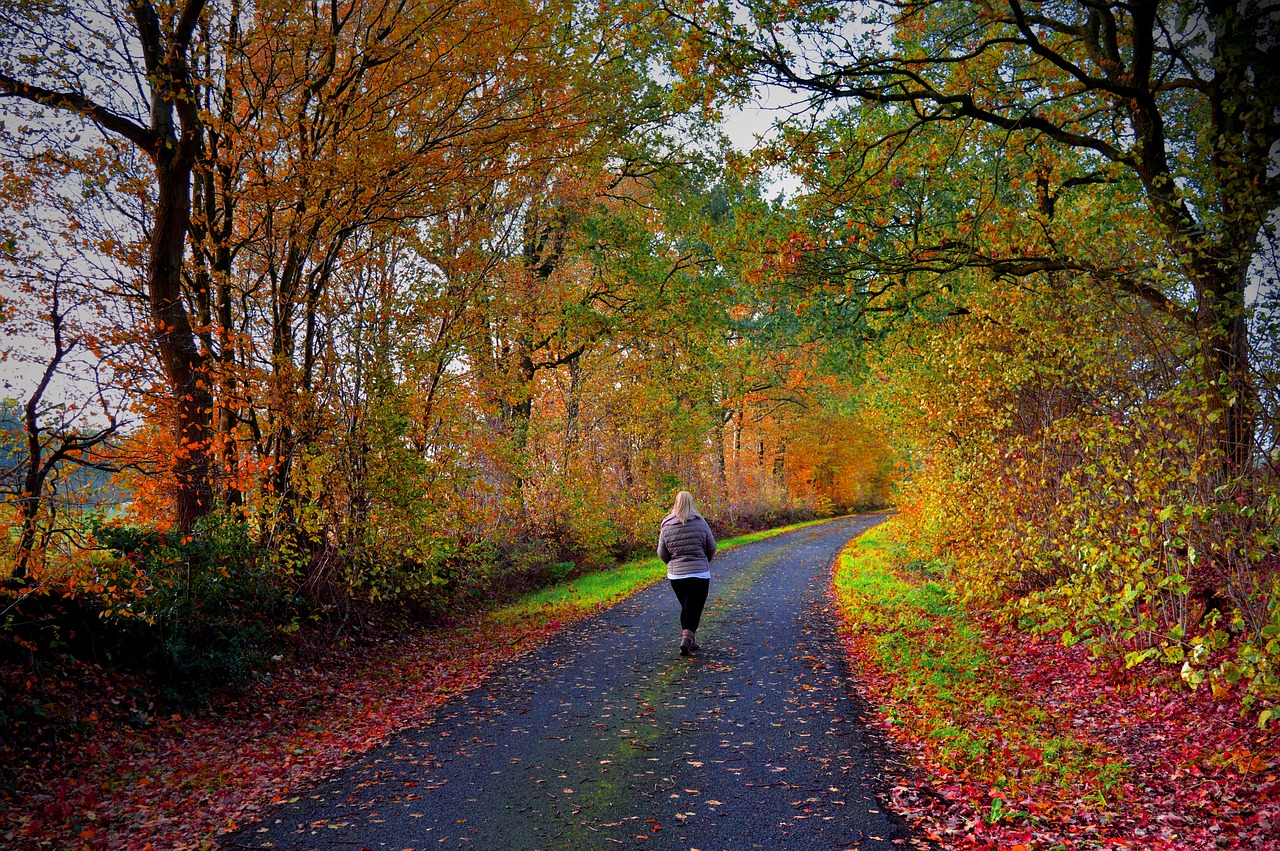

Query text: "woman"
[657, 490, 717, 656]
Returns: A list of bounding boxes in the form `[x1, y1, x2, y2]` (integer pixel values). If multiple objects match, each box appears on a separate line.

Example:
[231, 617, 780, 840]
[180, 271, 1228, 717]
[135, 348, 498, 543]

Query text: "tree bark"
[564, 351, 583, 468]
[152, 146, 213, 528]
[12, 316, 72, 583]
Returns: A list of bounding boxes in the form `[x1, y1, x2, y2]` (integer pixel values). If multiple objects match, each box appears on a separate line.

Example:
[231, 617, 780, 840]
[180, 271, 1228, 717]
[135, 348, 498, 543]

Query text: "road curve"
[220, 513, 912, 851]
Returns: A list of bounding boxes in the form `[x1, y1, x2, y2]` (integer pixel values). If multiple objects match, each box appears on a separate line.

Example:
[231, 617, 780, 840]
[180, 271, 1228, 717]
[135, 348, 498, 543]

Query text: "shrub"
[92, 512, 288, 698]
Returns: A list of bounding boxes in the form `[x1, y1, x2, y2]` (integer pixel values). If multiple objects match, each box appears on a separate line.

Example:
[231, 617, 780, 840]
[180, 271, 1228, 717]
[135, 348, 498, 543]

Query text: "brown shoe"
[680, 629, 694, 656]
[688, 631, 700, 652]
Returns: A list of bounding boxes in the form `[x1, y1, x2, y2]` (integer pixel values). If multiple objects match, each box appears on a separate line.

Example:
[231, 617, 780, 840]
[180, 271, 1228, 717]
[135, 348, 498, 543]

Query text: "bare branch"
[0, 73, 158, 154]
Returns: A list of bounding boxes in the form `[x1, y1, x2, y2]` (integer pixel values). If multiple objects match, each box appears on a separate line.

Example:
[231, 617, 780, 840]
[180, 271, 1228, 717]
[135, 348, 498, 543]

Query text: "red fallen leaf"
[3, 601, 632, 848]
[830, 580, 1280, 851]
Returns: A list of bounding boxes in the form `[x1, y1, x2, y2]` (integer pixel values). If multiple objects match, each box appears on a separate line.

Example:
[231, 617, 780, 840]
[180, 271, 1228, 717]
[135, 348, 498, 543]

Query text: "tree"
[222, 0, 581, 525]
[1, 269, 122, 584]
[671, 0, 1280, 470]
[1, 0, 227, 527]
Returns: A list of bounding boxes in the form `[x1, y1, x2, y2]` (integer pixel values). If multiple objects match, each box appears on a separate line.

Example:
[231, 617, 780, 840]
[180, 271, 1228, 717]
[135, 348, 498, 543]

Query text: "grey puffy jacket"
[657, 512, 717, 578]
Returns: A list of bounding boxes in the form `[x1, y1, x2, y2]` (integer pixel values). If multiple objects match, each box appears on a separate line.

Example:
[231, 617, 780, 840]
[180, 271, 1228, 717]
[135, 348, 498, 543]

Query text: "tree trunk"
[507, 350, 538, 497]
[151, 152, 213, 529]
[13, 404, 47, 584]
[216, 265, 241, 507]
[564, 351, 583, 468]
[713, 409, 729, 488]
[11, 305, 66, 583]
[1197, 269, 1254, 471]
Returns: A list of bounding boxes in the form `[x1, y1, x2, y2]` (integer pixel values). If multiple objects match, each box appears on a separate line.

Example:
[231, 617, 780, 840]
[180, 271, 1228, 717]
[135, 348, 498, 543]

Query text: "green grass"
[488, 515, 849, 627]
[833, 522, 1126, 807]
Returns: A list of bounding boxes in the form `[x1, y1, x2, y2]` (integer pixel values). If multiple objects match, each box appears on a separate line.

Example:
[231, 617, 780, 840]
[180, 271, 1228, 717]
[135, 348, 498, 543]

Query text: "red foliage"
[0, 613, 579, 849]
[845, 618, 1280, 850]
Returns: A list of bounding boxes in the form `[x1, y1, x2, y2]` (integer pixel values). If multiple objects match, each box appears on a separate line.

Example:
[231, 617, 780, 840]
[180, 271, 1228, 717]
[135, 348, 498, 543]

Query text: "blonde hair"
[670, 490, 695, 524]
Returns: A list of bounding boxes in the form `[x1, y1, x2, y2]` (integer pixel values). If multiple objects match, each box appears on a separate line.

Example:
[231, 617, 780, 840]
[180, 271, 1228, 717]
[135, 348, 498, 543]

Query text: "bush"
[872, 280, 1280, 717]
[92, 512, 288, 699]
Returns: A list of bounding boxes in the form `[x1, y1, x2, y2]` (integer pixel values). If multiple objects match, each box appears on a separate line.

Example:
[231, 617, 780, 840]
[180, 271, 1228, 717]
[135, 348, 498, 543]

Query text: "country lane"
[219, 513, 914, 851]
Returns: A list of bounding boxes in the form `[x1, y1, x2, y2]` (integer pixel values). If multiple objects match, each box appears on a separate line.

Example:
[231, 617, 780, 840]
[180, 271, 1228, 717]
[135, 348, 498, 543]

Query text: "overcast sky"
[719, 84, 807, 200]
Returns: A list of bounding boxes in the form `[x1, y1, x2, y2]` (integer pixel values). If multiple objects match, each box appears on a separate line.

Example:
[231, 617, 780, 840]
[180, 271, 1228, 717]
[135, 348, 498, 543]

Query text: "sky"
[719, 85, 807, 199]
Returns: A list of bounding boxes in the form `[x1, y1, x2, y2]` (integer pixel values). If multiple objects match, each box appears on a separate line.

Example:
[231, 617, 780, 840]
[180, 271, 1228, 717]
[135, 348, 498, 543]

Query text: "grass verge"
[833, 522, 1127, 844]
[836, 520, 1280, 850]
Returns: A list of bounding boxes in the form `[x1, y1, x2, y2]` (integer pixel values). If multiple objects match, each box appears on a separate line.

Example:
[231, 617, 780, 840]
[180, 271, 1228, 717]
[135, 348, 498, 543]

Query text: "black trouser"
[669, 577, 710, 632]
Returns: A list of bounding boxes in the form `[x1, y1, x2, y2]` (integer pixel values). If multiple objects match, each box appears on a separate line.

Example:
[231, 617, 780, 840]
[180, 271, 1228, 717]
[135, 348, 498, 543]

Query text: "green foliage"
[92, 513, 289, 698]
[862, 267, 1280, 717]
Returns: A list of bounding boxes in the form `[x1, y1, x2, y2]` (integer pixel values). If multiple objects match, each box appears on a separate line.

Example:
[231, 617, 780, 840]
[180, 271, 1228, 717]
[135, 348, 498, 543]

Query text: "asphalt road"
[221, 513, 912, 851]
